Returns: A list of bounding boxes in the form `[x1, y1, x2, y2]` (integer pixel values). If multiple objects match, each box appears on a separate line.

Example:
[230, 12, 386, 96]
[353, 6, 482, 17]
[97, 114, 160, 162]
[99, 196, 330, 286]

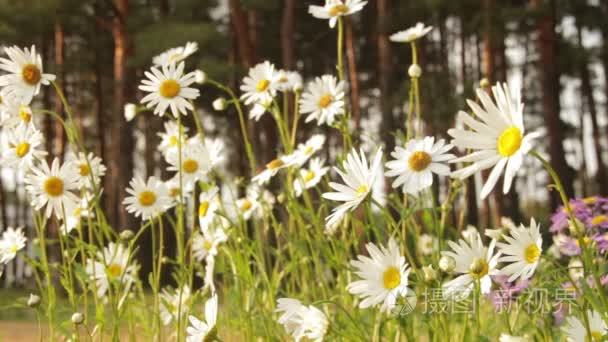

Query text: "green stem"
[337, 17, 344, 81]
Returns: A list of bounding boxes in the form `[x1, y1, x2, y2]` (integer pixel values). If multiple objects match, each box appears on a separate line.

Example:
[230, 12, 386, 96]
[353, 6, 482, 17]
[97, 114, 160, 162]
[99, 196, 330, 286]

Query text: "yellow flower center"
[469, 258, 489, 279]
[106, 263, 123, 278]
[304, 170, 315, 183]
[591, 215, 608, 226]
[14, 142, 30, 158]
[159, 79, 181, 98]
[266, 159, 284, 170]
[583, 196, 597, 205]
[240, 199, 252, 212]
[169, 136, 179, 146]
[356, 185, 368, 196]
[43, 177, 64, 197]
[203, 239, 213, 251]
[9, 245, 18, 254]
[79, 163, 90, 176]
[497, 126, 522, 157]
[138, 191, 157, 207]
[524, 244, 540, 264]
[183, 159, 199, 174]
[199, 201, 210, 217]
[255, 79, 270, 92]
[408, 151, 432, 172]
[169, 187, 180, 198]
[304, 146, 314, 155]
[329, 4, 349, 16]
[19, 106, 32, 123]
[383, 266, 401, 289]
[591, 331, 603, 341]
[21, 64, 41, 85]
[318, 94, 333, 108]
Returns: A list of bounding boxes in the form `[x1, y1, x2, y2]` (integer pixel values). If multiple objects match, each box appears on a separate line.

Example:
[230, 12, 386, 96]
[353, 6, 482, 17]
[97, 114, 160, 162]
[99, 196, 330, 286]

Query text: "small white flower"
[418, 234, 438, 256]
[186, 294, 218, 342]
[563, 310, 607, 342]
[568, 259, 584, 281]
[158, 121, 189, 157]
[166, 143, 212, 189]
[390, 23, 433, 43]
[292, 134, 326, 166]
[497, 218, 542, 282]
[309, 0, 368, 28]
[60, 196, 91, 235]
[0, 100, 33, 128]
[347, 238, 411, 312]
[240, 61, 278, 106]
[123, 176, 171, 220]
[276, 70, 303, 92]
[25, 158, 80, 219]
[139, 62, 200, 117]
[153, 42, 198, 66]
[248, 98, 272, 121]
[275, 298, 329, 341]
[449, 82, 540, 199]
[124, 103, 137, 122]
[0, 227, 26, 264]
[252, 154, 297, 185]
[300, 75, 345, 126]
[69, 152, 106, 190]
[441, 232, 500, 298]
[236, 186, 263, 220]
[160, 286, 191, 325]
[0, 45, 55, 104]
[85, 242, 138, 298]
[2, 123, 47, 170]
[294, 158, 329, 197]
[212, 97, 227, 111]
[198, 186, 220, 231]
[385, 136, 454, 195]
[322, 148, 383, 228]
[193, 224, 227, 262]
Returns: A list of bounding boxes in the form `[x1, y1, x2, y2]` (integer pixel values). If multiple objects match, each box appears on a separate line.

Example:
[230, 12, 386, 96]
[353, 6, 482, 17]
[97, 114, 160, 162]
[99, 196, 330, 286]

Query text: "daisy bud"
[71, 312, 84, 325]
[27, 294, 41, 308]
[567, 218, 585, 236]
[408, 64, 422, 78]
[568, 259, 584, 281]
[120, 229, 134, 241]
[213, 98, 227, 111]
[439, 255, 456, 273]
[194, 70, 207, 84]
[422, 265, 437, 282]
[124, 103, 137, 122]
[479, 78, 490, 89]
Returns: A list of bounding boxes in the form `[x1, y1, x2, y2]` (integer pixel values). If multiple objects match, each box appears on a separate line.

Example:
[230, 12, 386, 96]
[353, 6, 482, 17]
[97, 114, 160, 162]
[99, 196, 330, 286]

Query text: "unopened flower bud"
[213, 98, 227, 111]
[408, 64, 422, 78]
[194, 70, 207, 84]
[161, 256, 170, 264]
[27, 294, 41, 308]
[568, 218, 585, 236]
[124, 103, 137, 122]
[120, 229, 134, 241]
[439, 256, 456, 273]
[422, 265, 438, 282]
[479, 78, 490, 89]
[71, 312, 84, 325]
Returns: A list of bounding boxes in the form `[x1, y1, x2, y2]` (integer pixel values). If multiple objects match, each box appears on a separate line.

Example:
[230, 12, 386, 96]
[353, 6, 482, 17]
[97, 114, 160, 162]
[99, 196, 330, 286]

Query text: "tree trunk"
[281, 0, 296, 70]
[345, 19, 361, 131]
[532, 0, 575, 208]
[53, 21, 66, 163]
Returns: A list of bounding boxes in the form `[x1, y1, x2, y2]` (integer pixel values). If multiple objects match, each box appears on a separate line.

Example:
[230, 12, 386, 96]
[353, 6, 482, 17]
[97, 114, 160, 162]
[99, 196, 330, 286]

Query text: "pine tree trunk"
[53, 21, 66, 163]
[345, 19, 361, 131]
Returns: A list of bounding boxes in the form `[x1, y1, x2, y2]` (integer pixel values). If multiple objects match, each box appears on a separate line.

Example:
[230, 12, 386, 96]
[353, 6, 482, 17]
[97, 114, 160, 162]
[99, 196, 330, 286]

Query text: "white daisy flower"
[0, 45, 55, 104]
[0, 227, 26, 264]
[563, 310, 607, 342]
[192, 224, 228, 262]
[275, 298, 329, 341]
[248, 98, 272, 121]
[2, 123, 47, 170]
[60, 199, 90, 235]
[153, 42, 198, 66]
[309, 0, 368, 28]
[418, 234, 438, 256]
[123, 176, 171, 220]
[85, 242, 138, 298]
[448, 82, 539, 199]
[322, 148, 383, 229]
[294, 158, 329, 197]
[300, 75, 345, 126]
[0, 100, 34, 128]
[160, 285, 192, 325]
[69, 152, 106, 190]
[276, 70, 303, 92]
[347, 237, 411, 313]
[441, 232, 500, 298]
[25, 158, 80, 219]
[186, 293, 218, 342]
[165, 174, 192, 207]
[236, 186, 264, 220]
[252, 153, 298, 185]
[138, 61, 200, 117]
[497, 218, 542, 282]
[201, 137, 225, 169]
[390, 22, 433, 43]
[198, 186, 220, 231]
[158, 121, 189, 157]
[385, 136, 454, 195]
[240, 61, 278, 106]
[292, 134, 326, 166]
[166, 143, 212, 190]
